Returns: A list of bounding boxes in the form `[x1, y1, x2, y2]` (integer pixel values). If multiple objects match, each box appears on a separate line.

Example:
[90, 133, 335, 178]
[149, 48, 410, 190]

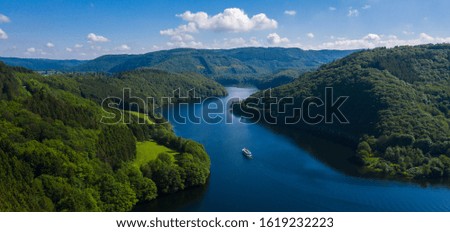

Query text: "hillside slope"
[38, 69, 227, 111]
[245, 44, 450, 179]
[0, 62, 212, 211]
[2, 48, 355, 85]
[75, 48, 355, 82]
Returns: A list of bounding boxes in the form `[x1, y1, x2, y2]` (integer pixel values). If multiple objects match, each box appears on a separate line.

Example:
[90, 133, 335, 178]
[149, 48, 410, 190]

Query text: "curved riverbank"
[135, 87, 450, 212]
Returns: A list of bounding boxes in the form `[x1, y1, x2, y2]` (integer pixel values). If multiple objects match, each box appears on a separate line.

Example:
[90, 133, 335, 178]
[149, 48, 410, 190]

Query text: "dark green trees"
[98, 125, 136, 169]
[0, 62, 211, 211]
[140, 140, 210, 194]
[247, 44, 450, 180]
[141, 153, 184, 194]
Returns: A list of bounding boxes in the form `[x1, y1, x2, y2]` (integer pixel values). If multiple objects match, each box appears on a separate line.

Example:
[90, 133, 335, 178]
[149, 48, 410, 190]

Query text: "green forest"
[1, 47, 355, 87]
[245, 44, 450, 180]
[0, 62, 215, 211]
[2, 44, 450, 212]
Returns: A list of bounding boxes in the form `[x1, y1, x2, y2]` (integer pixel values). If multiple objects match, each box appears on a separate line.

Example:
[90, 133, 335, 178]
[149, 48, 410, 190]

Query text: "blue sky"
[1, 0, 449, 59]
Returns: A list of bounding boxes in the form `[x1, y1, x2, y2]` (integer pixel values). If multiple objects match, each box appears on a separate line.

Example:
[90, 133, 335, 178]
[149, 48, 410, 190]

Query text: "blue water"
[137, 87, 450, 212]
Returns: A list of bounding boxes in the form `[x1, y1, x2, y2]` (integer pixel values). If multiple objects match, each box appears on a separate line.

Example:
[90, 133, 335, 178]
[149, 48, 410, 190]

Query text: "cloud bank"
[161, 8, 277, 44]
[313, 33, 450, 50]
[115, 44, 131, 51]
[267, 33, 289, 45]
[284, 10, 296, 16]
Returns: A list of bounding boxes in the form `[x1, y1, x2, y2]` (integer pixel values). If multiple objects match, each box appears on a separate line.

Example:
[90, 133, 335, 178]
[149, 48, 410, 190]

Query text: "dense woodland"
[1, 47, 354, 87]
[251, 69, 302, 89]
[36, 68, 227, 109]
[2, 44, 450, 212]
[0, 62, 213, 211]
[245, 44, 450, 179]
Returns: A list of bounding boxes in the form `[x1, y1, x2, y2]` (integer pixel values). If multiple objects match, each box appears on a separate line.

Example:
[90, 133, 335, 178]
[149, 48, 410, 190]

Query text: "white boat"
[242, 148, 253, 158]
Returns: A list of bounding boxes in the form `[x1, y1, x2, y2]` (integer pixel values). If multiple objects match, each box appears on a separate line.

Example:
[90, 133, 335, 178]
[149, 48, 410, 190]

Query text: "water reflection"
[135, 87, 450, 212]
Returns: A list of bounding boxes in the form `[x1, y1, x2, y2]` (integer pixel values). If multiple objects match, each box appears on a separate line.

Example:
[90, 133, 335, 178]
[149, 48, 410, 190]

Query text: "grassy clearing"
[134, 140, 177, 167]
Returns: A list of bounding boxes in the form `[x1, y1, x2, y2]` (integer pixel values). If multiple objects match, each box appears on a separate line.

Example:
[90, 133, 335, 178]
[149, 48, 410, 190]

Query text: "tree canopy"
[0, 62, 212, 211]
[246, 44, 450, 179]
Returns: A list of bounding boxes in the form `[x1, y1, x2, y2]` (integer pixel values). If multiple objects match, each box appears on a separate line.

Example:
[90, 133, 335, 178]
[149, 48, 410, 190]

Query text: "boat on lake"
[242, 148, 253, 158]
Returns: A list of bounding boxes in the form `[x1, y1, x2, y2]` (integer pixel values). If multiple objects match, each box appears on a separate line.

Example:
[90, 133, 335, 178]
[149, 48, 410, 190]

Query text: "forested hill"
[40, 69, 227, 110]
[245, 44, 450, 179]
[74, 48, 354, 78]
[0, 62, 213, 211]
[0, 47, 355, 84]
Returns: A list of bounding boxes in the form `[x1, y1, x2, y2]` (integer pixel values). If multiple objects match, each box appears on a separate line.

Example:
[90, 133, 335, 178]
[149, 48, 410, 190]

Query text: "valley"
[1, 45, 450, 212]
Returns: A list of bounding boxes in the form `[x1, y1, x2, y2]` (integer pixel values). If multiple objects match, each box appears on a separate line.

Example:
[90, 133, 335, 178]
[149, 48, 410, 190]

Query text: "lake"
[135, 87, 450, 212]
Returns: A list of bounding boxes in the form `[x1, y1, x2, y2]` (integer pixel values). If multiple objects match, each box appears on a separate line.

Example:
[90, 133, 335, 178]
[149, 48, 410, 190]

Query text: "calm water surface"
[135, 87, 450, 212]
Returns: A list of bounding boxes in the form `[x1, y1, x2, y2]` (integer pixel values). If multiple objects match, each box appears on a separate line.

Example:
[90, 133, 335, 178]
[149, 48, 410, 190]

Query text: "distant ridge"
[1, 47, 356, 84]
[0, 57, 85, 72]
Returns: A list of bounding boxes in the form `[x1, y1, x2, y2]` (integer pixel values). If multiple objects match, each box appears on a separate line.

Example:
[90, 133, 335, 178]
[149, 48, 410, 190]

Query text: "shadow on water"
[261, 123, 450, 188]
[261, 123, 361, 177]
[134, 87, 450, 212]
[133, 179, 210, 212]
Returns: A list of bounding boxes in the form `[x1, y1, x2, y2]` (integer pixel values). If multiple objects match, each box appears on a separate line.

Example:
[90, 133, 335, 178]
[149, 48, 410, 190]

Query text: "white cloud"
[284, 10, 296, 16]
[267, 33, 289, 45]
[329, 7, 336, 11]
[0, 28, 7, 39]
[24, 47, 46, 56]
[363, 33, 381, 41]
[166, 40, 204, 49]
[27, 47, 36, 53]
[87, 33, 109, 42]
[66, 48, 73, 52]
[362, 5, 371, 10]
[74, 44, 84, 48]
[160, 22, 197, 41]
[312, 33, 450, 50]
[248, 37, 261, 46]
[387, 35, 398, 40]
[307, 33, 315, 39]
[215, 37, 262, 48]
[46, 42, 55, 48]
[161, 8, 277, 44]
[348, 8, 359, 17]
[0, 14, 10, 23]
[227, 37, 246, 46]
[90, 45, 102, 51]
[418, 32, 434, 41]
[177, 8, 277, 32]
[115, 44, 131, 51]
[160, 35, 264, 50]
